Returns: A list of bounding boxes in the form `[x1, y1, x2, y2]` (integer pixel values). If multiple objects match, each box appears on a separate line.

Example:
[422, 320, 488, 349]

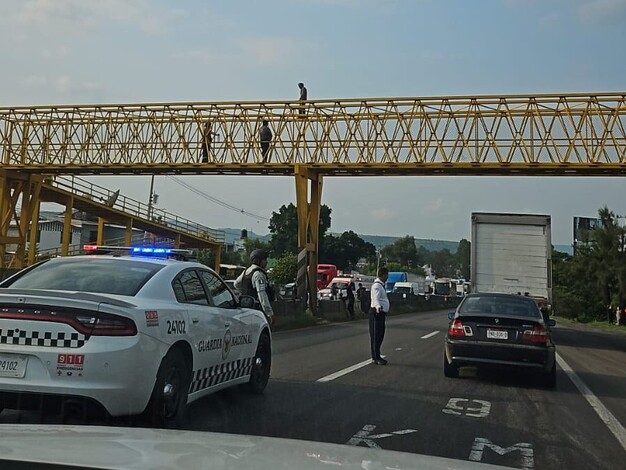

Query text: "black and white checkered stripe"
[189, 357, 254, 394]
[0, 329, 87, 348]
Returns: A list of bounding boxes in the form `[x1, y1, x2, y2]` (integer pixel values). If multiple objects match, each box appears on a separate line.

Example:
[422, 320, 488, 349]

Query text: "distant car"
[443, 293, 556, 388]
[0, 247, 272, 426]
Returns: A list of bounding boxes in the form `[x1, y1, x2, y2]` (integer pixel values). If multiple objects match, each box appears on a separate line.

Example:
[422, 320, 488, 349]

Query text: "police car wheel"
[244, 333, 271, 395]
[145, 348, 191, 428]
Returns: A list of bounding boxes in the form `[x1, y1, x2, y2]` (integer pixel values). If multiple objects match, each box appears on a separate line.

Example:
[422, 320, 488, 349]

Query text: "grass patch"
[552, 315, 626, 334]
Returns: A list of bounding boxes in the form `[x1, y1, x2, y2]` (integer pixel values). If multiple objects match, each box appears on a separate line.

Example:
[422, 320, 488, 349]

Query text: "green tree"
[269, 253, 298, 285]
[243, 237, 271, 259]
[268, 203, 331, 256]
[196, 247, 244, 269]
[456, 239, 471, 280]
[320, 230, 376, 271]
[381, 236, 418, 267]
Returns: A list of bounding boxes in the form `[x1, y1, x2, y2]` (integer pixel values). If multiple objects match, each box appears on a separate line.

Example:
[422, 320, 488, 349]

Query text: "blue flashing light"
[131, 247, 173, 255]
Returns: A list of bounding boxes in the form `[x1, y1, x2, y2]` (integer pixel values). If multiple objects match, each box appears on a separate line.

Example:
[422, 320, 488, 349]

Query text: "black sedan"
[444, 293, 557, 388]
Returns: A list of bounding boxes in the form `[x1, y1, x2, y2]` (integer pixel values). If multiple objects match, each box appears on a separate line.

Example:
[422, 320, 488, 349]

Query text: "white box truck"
[471, 213, 552, 311]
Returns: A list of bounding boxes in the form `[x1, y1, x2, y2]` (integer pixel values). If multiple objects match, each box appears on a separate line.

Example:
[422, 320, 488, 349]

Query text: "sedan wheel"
[443, 352, 459, 378]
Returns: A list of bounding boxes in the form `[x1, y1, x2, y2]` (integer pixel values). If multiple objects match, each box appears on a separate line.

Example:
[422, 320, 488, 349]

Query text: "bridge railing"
[46, 176, 225, 244]
[1, 93, 624, 168]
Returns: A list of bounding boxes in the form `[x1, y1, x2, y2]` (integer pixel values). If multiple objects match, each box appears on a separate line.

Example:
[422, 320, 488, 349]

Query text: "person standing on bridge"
[235, 249, 275, 326]
[298, 82, 307, 115]
[201, 121, 218, 163]
[259, 120, 273, 163]
[370, 267, 390, 365]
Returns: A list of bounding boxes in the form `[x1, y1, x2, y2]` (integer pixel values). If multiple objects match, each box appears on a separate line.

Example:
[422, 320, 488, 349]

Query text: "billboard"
[573, 216, 603, 246]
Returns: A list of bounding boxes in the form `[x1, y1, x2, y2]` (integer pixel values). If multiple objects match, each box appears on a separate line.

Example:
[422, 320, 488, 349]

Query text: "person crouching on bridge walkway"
[235, 249, 275, 326]
[370, 268, 389, 365]
[259, 120, 273, 163]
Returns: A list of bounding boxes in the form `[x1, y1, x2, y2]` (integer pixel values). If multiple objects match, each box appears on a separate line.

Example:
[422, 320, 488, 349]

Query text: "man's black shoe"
[374, 359, 388, 365]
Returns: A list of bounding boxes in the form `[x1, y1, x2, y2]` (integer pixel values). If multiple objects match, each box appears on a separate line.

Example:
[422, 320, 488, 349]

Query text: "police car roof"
[47, 254, 202, 267]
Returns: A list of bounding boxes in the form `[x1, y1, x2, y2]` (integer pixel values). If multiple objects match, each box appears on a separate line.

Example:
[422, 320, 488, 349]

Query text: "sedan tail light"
[522, 325, 548, 344]
[448, 319, 466, 338]
[0, 306, 137, 337]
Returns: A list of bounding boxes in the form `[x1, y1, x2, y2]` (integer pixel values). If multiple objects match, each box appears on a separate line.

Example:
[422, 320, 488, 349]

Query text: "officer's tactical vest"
[241, 267, 275, 302]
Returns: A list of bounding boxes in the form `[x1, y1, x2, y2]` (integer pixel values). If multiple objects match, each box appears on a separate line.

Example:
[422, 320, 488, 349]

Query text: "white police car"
[0, 246, 271, 426]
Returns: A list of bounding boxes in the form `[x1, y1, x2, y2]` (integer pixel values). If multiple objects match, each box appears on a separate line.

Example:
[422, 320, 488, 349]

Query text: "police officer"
[235, 249, 275, 325]
[370, 267, 390, 365]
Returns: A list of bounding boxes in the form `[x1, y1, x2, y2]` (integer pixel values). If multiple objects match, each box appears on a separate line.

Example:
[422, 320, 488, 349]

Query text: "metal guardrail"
[45, 176, 225, 244]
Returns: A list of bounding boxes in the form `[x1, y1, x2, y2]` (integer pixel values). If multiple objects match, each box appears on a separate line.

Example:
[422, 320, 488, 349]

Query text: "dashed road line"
[317, 356, 386, 383]
[421, 330, 440, 339]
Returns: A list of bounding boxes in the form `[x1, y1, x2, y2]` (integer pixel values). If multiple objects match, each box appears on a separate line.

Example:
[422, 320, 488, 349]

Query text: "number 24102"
[167, 320, 186, 335]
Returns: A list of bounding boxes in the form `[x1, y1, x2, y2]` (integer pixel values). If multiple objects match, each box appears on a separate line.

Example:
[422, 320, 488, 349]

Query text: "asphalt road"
[3, 310, 626, 469]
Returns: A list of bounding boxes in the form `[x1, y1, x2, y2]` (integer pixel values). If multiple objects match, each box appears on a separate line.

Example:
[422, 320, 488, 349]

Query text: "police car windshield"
[4, 258, 164, 296]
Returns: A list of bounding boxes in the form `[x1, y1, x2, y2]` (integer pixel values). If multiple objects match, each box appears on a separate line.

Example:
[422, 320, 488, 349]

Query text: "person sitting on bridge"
[259, 120, 273, 163]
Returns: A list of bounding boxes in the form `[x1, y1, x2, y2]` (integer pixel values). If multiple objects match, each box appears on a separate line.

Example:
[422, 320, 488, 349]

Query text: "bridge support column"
[61, 196, 73, 256]
[27, 196, 40, 265]
[125, 219, 133, 246]
[0, 173, 42, 268]
[295, 165, 323, 315]
[174, 233, 181, 249]
[214, 244, 221, 272]
[97, 217, 105, 245]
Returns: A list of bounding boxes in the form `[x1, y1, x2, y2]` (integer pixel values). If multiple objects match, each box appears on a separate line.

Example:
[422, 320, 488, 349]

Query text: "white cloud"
[23, 75, 48, 87]
[578, 0, 626, 24]
[237, 37, 312, 67]
[4, 0, 185, 35]
[371, 207, 397, 221]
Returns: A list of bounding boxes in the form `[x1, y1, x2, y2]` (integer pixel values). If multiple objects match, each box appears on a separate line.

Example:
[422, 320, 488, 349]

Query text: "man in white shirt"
[370, 267, 390, 365]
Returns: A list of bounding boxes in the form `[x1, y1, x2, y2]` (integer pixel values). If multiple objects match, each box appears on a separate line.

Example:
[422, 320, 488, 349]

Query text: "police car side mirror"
[239, 295, 255, 309]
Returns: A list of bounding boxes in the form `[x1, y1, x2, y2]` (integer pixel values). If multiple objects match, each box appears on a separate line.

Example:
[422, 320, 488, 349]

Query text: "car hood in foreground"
[0, 425, 508, 470]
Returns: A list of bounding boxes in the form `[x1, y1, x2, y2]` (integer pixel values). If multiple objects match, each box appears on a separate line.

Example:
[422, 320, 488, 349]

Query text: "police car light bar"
[83, 245, 193, 256]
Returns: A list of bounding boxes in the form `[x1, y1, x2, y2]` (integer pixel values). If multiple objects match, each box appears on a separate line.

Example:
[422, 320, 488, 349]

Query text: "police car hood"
[0, 425, 507, 470]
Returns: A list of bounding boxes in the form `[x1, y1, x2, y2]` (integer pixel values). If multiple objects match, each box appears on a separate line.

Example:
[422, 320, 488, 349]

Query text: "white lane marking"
[421, 330, 440, 339]
[557, 352, 626, 453]
[316, 356, 386, 383]
[469, 438, 534, 469]
[442, 398, 491, 418]
[347, 425, 418, 448]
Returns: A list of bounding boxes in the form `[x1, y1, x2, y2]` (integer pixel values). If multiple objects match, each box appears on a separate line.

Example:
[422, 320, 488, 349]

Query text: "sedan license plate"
[0, 354, 28, 378]
[487, 329, 508, 340]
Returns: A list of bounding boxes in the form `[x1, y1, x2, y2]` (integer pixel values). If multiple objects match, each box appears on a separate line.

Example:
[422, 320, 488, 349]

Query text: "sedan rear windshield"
[459, 296, 540, 318]
[3, 258, 164, 296]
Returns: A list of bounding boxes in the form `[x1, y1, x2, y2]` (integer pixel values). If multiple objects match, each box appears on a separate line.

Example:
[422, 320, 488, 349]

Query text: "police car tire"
[145, 347, 191, 428]
[244, 333, 271, 395]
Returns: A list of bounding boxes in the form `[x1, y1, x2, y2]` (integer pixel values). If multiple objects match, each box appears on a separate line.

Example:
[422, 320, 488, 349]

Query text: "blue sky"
[1, 0, 625, 244]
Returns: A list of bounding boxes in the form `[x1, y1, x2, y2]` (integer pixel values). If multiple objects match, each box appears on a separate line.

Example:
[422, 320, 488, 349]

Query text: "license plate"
[487, 329, 508, 340]
[0, 354, 28, 378]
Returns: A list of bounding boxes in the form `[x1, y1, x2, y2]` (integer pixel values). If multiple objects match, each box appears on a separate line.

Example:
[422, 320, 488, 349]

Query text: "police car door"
[171, 269, 225, 395]
[198, 270, 256, 374]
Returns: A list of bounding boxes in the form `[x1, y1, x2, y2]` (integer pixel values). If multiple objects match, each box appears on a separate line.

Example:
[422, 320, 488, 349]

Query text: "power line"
[167, 176, 270, 222]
